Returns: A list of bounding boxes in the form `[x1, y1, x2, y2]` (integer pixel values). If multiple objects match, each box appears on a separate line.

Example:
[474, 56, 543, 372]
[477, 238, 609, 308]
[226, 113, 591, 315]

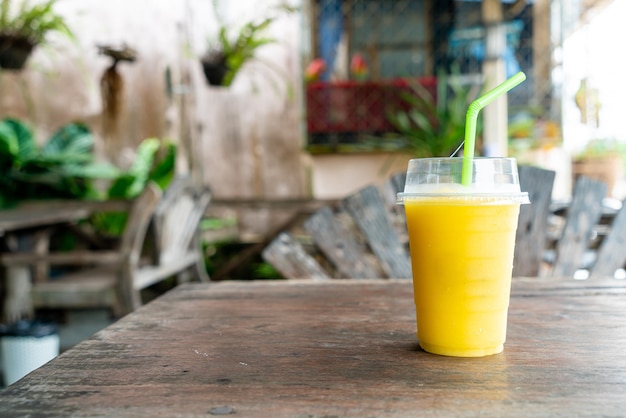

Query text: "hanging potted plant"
[0, 0, 74, 70]
[200, 1, 296, 87]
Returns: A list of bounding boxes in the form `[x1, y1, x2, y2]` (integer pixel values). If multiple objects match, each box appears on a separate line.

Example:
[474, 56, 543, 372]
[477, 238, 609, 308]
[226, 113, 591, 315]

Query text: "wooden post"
[533, 0, 552, 112]
[482, 0, 508, 157]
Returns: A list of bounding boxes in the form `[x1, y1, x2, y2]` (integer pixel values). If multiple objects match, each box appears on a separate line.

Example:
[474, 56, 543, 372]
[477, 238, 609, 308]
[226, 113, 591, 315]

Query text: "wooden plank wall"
[194, 67, 308, 240]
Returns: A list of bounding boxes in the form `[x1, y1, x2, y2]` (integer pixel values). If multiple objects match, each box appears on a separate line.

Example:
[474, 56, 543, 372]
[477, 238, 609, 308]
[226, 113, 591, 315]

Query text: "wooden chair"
[262, 179, 411, 280]
[0, 183, 161, 317]
[139, 176, 212, 288]
[0, 178, 211, 317]
[531, 172, 626, 278]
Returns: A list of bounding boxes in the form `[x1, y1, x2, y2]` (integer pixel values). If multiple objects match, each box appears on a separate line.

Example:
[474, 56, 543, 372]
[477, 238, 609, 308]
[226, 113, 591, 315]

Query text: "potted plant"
[572, 138, 626, 197]
[200, 1, 296, 87]
[0, 118, 176, 207]
[0, 118, 120, 208]
[0, 0, 74, 70]
[386, 68, 483, 157]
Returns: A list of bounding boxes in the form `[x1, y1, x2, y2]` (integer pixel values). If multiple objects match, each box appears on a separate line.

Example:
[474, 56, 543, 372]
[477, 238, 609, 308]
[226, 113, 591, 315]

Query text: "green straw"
[461, 71, 527, 186]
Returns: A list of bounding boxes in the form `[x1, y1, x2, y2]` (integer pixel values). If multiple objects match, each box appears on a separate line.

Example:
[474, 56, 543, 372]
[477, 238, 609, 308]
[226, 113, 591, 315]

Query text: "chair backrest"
[513, 165, 556, 277]
[152, 177, 212, 265]
[550, 176, 607, 277]
[342, 185, 412, 278]
[590, 197, 626, 278]
[261, 232, 332, 280]
[120, 182, 163, 266]
[263, 182, 411, 280]
[303, 205, 384, 279]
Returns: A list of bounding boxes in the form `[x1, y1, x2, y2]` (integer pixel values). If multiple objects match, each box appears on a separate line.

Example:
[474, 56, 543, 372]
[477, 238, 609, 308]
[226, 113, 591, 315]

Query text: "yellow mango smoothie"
[404, 196, 521, 357]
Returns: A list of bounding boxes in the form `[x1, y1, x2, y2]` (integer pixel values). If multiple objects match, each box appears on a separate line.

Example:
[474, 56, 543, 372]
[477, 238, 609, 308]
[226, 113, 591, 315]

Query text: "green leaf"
[5, 0, 74, 44]
[62, 163, 121, 179]
[391, 111, 411, 132]
[385, 67, 482, 157]
[0, 118, 37, 163]
[149, 142, 176, 189]
[106, 174, 136, 199]
[42, 122, 93, 156]
[208, 2, 295, 87]
[0, 122, 20, 162]
[408, 111, 436, 136]
[129, 138, 160, 175]
[107, 138, 160, 199]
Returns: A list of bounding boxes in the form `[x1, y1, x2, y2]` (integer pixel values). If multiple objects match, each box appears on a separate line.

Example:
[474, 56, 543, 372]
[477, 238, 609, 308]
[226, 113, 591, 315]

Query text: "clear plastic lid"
[396, 157, 530, 205]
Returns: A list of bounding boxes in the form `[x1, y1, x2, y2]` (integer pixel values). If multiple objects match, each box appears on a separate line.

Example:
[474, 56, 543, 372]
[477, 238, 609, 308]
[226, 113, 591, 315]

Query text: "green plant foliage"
[148, 142, 176, 190]
[387, 69, 483, 158]
[91, 138, 177, 237]
[576, 138, 626, 160]
[0, 118, 178, 238]
[218, 18, 274, 87]
[0, 118, 119, 208]
[252, 262, 284, 280]
[0, 0, 74, 45]
[106, 138, 160, 199]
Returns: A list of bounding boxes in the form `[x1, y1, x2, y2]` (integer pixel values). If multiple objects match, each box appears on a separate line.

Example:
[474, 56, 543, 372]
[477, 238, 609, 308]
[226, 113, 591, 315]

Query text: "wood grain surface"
[1, 278, 625, 417]
[514, 165, 555, 276]
[551, 176, 607, 277]
[0, 199, 132, 235]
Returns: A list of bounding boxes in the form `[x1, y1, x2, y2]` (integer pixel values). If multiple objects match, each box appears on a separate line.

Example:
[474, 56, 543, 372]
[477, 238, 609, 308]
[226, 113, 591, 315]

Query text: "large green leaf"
[149, 141, 176, 189]
[61, 162, 121, 179]
[105, 174, 136, 199]
[106, 137, 160, 199]
[26, 153, 92, 167]
[95, 138, 176, 237]
[0, 119, 37, 163]
[0, 122, 20, 163]
[42, 122, 93, 156]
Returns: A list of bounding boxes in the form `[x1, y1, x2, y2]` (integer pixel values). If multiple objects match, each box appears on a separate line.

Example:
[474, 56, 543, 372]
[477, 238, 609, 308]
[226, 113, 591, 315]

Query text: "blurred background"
[2, 0, 623, 239]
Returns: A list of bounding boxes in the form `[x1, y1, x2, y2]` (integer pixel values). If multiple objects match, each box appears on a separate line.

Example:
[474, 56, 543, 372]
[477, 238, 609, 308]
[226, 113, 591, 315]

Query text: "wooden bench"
[263, 166, 626, 280]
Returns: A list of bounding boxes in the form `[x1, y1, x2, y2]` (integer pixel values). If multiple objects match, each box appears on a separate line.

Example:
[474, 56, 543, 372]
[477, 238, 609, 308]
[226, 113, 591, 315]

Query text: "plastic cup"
[397, 157, 529, 357]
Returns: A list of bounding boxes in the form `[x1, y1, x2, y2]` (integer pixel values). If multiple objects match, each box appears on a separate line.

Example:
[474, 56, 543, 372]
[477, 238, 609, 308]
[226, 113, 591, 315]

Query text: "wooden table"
[1, 278, 626, 417]
[0, 199, 131, 236]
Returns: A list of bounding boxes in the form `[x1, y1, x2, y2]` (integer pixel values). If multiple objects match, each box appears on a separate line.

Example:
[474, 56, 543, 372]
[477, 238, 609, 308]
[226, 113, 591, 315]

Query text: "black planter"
[0, 35, 35, 70]
[201, 59, 229, 86]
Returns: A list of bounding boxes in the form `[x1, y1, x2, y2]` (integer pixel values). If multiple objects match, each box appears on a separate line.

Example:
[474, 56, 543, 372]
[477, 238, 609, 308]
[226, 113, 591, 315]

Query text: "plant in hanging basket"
[0, 0, 74, 70]
[200, 48, 228, 86]
[200, 1, 297, 87]
[0, 34, 34, 69]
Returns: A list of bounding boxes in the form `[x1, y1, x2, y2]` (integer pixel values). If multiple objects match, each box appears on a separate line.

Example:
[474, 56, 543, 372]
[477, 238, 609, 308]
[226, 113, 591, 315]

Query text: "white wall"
[310, 153, 414, 199]
[561, 0, 626, 153]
